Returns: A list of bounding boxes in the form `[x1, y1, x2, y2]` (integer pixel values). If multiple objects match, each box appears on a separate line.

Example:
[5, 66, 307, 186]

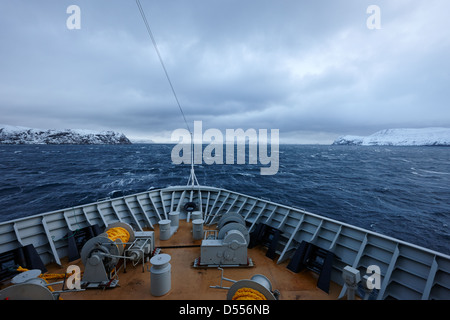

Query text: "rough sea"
[0, 144, 449, 255]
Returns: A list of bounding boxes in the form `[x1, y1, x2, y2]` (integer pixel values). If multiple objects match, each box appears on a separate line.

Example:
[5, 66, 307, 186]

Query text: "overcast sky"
[1, 0, 449, 143]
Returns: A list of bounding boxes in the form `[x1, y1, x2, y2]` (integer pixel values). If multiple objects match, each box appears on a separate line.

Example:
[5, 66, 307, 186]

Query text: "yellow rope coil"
[232, 287, 267, 300]
[16, 266, 82, 280]
[16, 266, 82, 300]
[106, 227, 130, 248]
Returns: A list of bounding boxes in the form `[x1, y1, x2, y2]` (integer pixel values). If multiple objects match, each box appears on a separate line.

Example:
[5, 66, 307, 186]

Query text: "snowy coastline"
[0, 125, 132, 145]
[332, 128, 450, 146]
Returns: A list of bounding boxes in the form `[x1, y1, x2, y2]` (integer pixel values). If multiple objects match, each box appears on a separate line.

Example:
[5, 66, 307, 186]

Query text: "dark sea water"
[0, 144, 449, 255]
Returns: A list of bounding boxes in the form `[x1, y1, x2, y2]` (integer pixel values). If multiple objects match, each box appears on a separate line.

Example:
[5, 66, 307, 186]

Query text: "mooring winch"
[194, 212, 251, 267]
[210, 267, 280, 300]
[80, 222, 154, 288]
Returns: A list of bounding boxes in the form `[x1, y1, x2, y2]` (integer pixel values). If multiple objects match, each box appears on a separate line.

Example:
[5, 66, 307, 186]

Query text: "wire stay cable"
[135, 0, 191, 134]
[135, 0, 199, 186]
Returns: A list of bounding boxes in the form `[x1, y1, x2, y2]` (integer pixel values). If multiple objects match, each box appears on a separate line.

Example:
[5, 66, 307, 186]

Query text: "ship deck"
[2, 185, 449, 300]
[43, 220, 341, 300]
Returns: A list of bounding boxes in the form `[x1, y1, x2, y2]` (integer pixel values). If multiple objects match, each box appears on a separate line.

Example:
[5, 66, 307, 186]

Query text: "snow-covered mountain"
[0, 125, 132, 145]
[333, 128, 450, 146]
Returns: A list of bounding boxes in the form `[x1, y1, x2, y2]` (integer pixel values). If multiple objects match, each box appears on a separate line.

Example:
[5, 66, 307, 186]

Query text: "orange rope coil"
[106, 227, 130, 248]
[232, 287, 267, 300]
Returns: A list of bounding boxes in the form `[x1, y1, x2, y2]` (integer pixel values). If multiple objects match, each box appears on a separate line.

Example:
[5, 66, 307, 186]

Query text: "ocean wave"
[101, 173, 156, 189]
[417, 169, 450, 175]
[0, 186, 23, 197]
[0, 144, 449, 255]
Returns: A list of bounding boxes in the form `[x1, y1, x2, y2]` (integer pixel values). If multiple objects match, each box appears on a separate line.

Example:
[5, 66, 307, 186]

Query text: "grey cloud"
[0, 0, 449, 143]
